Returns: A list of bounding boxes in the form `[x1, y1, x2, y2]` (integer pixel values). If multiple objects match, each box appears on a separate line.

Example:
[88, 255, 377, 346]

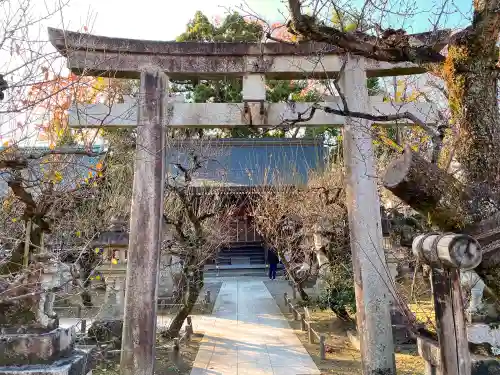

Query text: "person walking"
[268, 248, 279, 280]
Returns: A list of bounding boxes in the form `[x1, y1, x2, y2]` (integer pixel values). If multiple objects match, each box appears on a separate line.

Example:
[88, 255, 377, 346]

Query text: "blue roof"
[166, 138, 326, 187]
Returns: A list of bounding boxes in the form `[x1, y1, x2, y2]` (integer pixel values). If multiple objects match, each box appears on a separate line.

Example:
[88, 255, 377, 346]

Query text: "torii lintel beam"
[48, 27, 449, 80]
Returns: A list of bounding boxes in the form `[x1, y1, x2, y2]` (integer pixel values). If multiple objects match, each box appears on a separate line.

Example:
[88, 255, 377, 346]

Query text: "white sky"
[49, 0, 288, 40]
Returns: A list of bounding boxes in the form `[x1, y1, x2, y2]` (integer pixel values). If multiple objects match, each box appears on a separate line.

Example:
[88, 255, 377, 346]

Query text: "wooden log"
[120, 70, 168, 375]
[412, 233, 481, 270]
[431, 269, 471, 375]
[383, 145, 472, 230]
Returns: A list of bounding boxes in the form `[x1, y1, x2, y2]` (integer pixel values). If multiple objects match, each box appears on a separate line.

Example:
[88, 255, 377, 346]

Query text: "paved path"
[190, 279, 320, 375]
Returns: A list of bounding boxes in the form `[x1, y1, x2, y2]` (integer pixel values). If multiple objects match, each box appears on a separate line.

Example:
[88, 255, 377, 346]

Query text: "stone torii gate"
[48, 27, 438, 375]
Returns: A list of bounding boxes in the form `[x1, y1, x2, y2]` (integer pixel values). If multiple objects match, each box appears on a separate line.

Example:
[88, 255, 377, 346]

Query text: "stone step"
[204, 267, 285, 277]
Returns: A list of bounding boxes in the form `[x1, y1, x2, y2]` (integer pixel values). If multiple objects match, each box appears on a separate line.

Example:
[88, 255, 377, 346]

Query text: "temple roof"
[166, 137, 326, 188]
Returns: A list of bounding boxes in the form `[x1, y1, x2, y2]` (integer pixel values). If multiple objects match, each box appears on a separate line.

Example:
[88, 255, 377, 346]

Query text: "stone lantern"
[0, 242, 94, 374]
[91, 216, 128, 320]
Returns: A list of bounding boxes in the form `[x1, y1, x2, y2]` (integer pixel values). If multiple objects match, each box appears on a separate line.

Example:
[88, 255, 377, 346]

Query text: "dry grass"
[265, 280, 426, 375]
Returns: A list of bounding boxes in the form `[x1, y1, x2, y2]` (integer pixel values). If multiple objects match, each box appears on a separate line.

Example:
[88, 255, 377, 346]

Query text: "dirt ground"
[92, 281, 222, 375]
[264, 280, 426, 375]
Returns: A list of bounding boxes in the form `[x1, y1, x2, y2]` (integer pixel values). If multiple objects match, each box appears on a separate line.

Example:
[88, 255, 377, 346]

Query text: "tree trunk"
[279, 254, 309, 301]
[163, 270, 203, 339]
[443, 22, 500, 209]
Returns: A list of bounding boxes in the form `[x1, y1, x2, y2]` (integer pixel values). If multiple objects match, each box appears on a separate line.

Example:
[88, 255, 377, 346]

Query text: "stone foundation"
[0, 327, 75, 366]
[0, 327, 95, 375]
[0, 346, 94, 375]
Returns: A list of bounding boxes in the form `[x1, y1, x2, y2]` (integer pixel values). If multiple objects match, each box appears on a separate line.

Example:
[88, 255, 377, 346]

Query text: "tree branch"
[287, 0, 451, 64]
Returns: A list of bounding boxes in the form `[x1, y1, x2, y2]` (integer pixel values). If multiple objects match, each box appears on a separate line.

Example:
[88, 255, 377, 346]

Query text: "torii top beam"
[48, 27, 448, 80]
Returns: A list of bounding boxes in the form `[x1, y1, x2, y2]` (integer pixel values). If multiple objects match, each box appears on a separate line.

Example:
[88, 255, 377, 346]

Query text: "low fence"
[284, 292, 326, 360]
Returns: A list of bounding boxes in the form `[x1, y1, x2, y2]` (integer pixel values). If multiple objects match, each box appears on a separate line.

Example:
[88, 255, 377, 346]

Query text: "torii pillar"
[120, 69, 167, 375]
[341, 55, 396, 374]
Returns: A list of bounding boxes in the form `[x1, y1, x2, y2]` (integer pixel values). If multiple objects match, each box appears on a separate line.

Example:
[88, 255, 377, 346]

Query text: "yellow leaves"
[49, 143, 55, 150]
[2, 141, 8, 147]
[11, 218, 17, 223]
[94, 275, 101, 281]
[53, 171, 63, 183]
[2, 198, 12, 211]
[111, 258, 118, 265]
[76, 231, 81, 237]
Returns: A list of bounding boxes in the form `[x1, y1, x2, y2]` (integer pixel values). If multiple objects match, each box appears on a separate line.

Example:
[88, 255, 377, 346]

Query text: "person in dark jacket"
[268, 249, 279, 280]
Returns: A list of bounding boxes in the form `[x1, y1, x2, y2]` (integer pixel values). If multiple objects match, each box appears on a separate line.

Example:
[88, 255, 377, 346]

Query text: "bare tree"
[282, 0, 500, 296]
[161, 142, 236, 338]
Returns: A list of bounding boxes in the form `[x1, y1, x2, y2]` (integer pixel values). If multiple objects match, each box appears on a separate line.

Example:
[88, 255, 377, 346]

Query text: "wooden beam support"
[120, 70, 167, 375]
[68, 97, 438, 128]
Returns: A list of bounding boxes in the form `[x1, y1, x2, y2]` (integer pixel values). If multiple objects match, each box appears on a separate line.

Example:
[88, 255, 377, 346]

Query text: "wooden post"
[340, 55, 396, 374]
[300, 313, 306, 331]
[413, 234, 479, 375]
[23, 219, 32, 267]
[319, 335, 326, 360]
[431, 269, 471, 375]
[308, 323, 314, 344]
[186, 316, 193, 336]
[77, 305, 87, 333]
[120, 70, 168, 375]
[205, 290, 211, 304]
[284, 292, 288, 305]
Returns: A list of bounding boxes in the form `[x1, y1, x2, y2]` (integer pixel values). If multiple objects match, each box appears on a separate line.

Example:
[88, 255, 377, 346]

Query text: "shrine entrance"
[49, 26, 439, 375]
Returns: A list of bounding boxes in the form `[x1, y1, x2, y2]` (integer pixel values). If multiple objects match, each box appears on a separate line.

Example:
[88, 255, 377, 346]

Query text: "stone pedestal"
[0, 327, 95, 374]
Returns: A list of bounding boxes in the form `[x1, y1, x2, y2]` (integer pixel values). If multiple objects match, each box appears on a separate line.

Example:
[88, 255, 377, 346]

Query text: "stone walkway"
[190, 279, 320, 375]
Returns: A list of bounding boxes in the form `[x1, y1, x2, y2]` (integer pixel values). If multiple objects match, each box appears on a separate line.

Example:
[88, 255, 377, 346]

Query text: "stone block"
[0, 346, 95, 375]
[0, 327, 75, 366]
